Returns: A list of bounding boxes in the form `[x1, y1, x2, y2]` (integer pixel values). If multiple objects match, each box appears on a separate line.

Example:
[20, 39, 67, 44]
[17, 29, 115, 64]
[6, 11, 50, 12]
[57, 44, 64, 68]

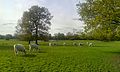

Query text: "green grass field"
[0, 40, 120, 72]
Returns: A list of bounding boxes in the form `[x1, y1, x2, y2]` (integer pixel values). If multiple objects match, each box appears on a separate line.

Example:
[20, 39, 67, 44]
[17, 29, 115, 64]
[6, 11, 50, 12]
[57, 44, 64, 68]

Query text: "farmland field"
[0, 40, 120, 72]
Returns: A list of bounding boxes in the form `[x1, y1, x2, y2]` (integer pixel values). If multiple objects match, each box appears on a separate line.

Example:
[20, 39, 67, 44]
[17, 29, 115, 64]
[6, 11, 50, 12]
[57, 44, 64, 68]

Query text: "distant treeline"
[49, 32, 83, 40]
[0, 34, 15, 40]
[2, 31, 120, 41]
[49, 32, 120, 41]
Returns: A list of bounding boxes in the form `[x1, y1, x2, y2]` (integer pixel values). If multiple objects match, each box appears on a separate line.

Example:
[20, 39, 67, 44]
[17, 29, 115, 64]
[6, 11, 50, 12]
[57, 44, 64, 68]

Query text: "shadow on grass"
[95, 46, 110, 47]
[38, 50, 46, 53]
[104, 51, 120, 54]
[0, 46, 13, 50]
[28, 50, 46, 53]
[21, 54, 36, 57]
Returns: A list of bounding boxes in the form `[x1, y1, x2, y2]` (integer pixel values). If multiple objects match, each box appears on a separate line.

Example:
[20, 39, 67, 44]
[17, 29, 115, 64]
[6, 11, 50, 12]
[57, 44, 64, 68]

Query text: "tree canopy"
[15, 5, 53, 44]
[77, 0, 120, 41]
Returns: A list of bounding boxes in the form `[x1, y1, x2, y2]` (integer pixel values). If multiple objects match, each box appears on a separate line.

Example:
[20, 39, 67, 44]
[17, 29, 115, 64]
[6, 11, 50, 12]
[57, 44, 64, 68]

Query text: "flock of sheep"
[14, 42, 94, 55]
[49, 42, 94, 46]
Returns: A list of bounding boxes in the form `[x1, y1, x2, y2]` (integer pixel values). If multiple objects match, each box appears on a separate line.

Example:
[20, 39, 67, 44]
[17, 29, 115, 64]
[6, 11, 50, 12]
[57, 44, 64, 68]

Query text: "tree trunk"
[28, 40, 31, 44]
[35, 40, 38, 45]
[35, 23, 38, 45]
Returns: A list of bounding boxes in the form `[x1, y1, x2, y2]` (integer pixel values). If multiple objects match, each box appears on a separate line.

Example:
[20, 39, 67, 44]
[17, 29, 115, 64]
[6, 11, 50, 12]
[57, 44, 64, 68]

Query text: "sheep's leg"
[29, 46, 32, 53]
[24, 50, 26, 55]
[29, 48, 31, 52]
[16, 51, 18, 55]
[14, 49, 18, 55]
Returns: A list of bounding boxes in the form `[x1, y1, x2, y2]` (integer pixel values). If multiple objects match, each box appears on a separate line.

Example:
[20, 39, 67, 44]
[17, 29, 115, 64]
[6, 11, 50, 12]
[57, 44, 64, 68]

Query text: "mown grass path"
[0, 40, 120, 72]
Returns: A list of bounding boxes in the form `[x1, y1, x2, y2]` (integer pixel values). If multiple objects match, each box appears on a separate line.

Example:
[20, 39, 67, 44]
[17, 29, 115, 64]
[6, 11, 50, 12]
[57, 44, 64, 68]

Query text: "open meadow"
[0, 40, 120, 72]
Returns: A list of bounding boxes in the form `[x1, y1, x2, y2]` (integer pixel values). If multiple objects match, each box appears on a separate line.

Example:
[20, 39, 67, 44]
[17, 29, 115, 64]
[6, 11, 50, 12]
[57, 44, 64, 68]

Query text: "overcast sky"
[0, 0, 85, 35]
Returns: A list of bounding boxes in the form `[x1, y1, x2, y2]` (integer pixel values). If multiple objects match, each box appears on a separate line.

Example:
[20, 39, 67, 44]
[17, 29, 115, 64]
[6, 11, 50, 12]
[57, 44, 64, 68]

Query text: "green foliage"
[53, 33, 65, 40]
[15, 5, 53, 43]
[77, 0, 120, 41]
[0, 34, 14, 40]
[1, 40, 120, 71]
[51, 32, 85, 40]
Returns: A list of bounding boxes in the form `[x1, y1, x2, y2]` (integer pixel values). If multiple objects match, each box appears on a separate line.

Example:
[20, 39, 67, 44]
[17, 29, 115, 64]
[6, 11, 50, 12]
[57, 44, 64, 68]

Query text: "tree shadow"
[95, 46, 110, 47]
[104, 51, 120, 55]
[38, 50, 46, 53]
[21, 54, 36, 57]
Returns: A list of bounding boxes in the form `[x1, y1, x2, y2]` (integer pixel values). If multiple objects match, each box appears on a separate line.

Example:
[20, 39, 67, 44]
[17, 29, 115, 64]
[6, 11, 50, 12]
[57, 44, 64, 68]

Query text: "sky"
[0, 0, 85, 35]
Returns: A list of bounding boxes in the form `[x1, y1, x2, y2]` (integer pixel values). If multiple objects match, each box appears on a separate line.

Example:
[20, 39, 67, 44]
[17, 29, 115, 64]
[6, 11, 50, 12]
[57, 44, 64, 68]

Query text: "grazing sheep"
[49, 43, 52, 46]
[53, 43, 57, 46]
[86, 42, 89, 45]
[73, 42, 77, 46]
[29, 44, 40, 52]
[89, 42, 94, 47]
[63, 42, 66, 46]
[14, 44, 26, 55]
[79, 43, 84, 46]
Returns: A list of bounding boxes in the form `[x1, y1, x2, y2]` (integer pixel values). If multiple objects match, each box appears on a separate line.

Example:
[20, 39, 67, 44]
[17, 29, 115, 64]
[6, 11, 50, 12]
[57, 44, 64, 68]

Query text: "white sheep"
[53, 43, 57, 46]
[14, 44, 26, 55]
[89, 42, 94, 47]
[49, 43, 52, 46]
[63, 42, 66, 46]
[79, 43, 84, 46]
[73, 42, 77, 46]
[86, 42, 89, 45]
[29, 44, 40, 52]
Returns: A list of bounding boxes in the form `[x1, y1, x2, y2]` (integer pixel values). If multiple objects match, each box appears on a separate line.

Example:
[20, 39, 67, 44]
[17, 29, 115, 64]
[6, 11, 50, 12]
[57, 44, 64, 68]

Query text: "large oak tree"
[15, 5, 53, 44]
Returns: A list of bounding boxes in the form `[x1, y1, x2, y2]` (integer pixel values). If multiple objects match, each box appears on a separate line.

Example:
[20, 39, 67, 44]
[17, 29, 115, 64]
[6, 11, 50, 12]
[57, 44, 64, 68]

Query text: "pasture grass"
[0, 40, 120, 72]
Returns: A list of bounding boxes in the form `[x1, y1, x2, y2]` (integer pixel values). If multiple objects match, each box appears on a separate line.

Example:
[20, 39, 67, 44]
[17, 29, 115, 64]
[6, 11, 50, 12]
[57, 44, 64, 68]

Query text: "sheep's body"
[53, 43, 57, 46]
[49, 43, 52, 46]
[86, 42, 89, 45]
[89, 43, 94, 46]
[73, 42, 77, 46]
[79, 43, 84, 46]
[29, 44, 39, 52]
[63, 42, 66, 46]
[14, 44, 26, 55]
[48, 43, 57, 46]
